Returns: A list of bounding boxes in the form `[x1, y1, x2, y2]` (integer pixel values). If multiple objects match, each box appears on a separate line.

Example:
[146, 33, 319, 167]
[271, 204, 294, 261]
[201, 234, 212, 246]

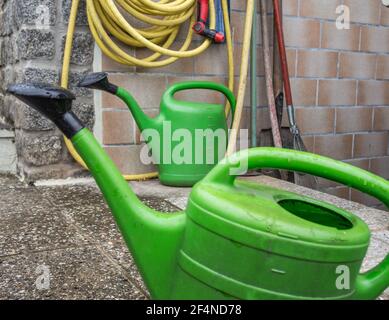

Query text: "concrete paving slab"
[98, 239, 147, 293]
[36, 185, 177, 297]
[0, 188, 41, 215]
[0, 174, 26, 190]
[0, 188, 89, 256]
[373, 230, 389, 244]
[0, 246, 146, 300]
[0, 212, 89, 257]
[35, 185, 180, 298]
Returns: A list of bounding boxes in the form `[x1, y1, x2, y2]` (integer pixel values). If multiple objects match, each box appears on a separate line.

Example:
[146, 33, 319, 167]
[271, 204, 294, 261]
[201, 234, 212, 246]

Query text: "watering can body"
[79, 73, 236, 187]
[170, 179, 370, 299]
[166, 148, 389, 300]
[7, 83, 389, 300]
[119, 81, 236, 187]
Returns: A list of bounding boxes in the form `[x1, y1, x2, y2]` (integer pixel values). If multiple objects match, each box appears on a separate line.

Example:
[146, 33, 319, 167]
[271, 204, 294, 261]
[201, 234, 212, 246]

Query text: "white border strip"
[34, 177, 95, 187]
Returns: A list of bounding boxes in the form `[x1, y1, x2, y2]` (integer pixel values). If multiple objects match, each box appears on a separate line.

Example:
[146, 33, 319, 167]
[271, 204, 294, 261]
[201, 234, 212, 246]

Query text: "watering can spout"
[353, 254, 389, 299]
[79, 72, 156, 132]
[7, 83, 185, 299]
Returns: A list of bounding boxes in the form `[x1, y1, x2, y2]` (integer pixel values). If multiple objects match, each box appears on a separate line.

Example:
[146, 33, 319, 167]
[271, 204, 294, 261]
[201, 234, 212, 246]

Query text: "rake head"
[291, 127, 319, 190]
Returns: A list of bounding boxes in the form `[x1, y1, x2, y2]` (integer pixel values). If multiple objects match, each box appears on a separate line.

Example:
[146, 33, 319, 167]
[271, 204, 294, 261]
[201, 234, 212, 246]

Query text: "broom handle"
[273, 0, 283, 128]
[260, 0, 282, 148]
[273, 0, 300, 132]
[273, 0, 293, 108]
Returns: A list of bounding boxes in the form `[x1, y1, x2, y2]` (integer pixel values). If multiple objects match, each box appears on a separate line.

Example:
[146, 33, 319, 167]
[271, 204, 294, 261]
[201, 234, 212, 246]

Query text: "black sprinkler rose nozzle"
[78, 72, 118, 94]
[7, 83, 84, 139]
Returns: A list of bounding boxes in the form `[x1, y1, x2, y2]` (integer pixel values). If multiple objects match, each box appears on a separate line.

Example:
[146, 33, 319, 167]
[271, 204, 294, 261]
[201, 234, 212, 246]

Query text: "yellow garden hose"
[86, 0, 214, 67]
[222, 0, 234, 116]
[226, 0, 254, 156]
[62, 0, 236, 180]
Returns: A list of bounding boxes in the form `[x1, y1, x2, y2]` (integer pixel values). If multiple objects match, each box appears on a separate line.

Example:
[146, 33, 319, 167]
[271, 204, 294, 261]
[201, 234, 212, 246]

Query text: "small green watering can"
[7, 83, 389, 300]
[78, 73, 236, 187]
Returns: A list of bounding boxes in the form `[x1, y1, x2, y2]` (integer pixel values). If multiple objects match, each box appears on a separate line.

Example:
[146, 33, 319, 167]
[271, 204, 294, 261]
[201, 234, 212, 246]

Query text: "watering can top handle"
[164, 81, 236, 116]
[205, 147, 389, 208]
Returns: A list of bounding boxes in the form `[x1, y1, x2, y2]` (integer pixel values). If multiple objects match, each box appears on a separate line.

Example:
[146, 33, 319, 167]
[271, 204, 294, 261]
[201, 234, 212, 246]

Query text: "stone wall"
[0, 0, 94, 182]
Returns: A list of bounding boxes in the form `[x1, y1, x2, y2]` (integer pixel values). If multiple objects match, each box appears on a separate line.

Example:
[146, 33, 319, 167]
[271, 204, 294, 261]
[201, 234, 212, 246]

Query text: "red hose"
[198, 0, 209, 22]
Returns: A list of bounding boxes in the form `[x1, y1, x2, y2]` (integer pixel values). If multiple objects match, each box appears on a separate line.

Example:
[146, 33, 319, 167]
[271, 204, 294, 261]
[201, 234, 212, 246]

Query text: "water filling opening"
[278, 199, 353, 230]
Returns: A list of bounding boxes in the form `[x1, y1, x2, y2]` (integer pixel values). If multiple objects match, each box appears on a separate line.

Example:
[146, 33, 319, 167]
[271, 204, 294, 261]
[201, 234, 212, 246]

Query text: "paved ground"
[0, 174, 388, 300]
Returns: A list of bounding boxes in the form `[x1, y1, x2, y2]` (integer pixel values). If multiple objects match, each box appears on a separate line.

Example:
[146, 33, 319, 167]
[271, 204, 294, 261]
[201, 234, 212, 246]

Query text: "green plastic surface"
[71, 131, 389, 300]
[116, 81, 236, 186]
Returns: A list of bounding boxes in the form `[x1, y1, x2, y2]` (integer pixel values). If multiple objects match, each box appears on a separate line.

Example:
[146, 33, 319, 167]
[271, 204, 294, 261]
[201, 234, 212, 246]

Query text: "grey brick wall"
[0, 0, 94, 182]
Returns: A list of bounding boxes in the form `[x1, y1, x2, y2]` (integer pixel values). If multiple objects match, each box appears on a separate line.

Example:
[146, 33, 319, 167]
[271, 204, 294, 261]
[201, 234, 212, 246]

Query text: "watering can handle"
[204, 147, 389, 298]
[206, 147, 389, 207]
[164, 81, 236, 125]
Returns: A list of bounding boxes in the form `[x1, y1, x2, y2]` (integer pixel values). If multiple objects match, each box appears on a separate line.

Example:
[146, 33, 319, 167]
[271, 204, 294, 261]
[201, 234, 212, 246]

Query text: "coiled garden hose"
[87, 0, 211, 67]
[61, 0, 234, 181]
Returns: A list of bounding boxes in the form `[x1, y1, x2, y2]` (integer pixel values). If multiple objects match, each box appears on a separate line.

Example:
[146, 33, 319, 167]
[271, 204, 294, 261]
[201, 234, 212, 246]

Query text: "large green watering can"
[7, 83, 389, 300]
[79, 73, 236, 187]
